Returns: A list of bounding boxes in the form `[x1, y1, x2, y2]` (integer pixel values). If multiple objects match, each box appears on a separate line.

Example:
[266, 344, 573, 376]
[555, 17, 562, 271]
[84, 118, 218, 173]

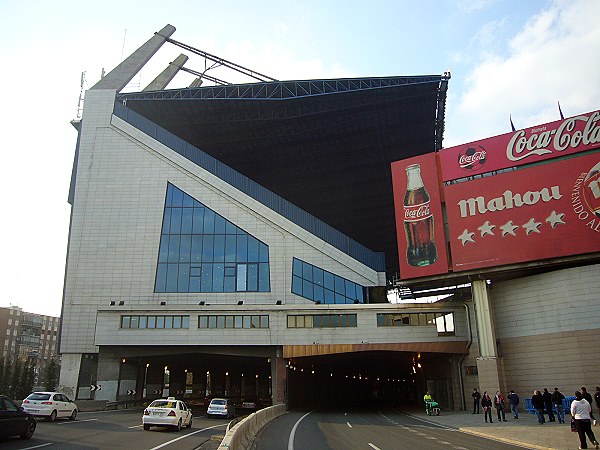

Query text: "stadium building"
[59, 24, 600, 410]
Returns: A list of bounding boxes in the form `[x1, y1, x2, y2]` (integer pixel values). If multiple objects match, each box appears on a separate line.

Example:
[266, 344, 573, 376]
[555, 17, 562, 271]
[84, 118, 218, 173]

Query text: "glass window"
[260, 315, 269, 328]
[251, 316, 260, 328]
[156, 316, 165, 328]
[198, 316, 208, 328]
[182, 316, 190, 328]
[121, 316, 131, 328]
[173, 316, 182, 328]
[313, 268, 324, 286]
[130, 316, 139, 329]
[235, 316, 243, 328]
[243, 315, 251, 328]
[302, 262, 312, 281]
[287, 316, 296, 328]
[155, 183, 270, 293]
[237, 264, 247, 291]
[148, 316, 156, 328]
[208, 316, 217, 328]
[139, 316, 147, 328]
[217, 316, 225, 328]
[305, 315, 313, 327]
[165, 316, 173, 328]
[292, 275, 302, 295]
[225, 316, 234, 328]
[348, 315, 357, 327]
[324, 272, 334, 290]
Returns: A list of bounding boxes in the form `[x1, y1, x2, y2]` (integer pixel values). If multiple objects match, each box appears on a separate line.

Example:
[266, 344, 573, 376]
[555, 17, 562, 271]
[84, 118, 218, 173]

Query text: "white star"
[522, 217, 542, 235]
[546, 210, 566, 228]
[458, 229, 475, 246]
[478, 221, 495, 237]
[500, 221, 519, 237]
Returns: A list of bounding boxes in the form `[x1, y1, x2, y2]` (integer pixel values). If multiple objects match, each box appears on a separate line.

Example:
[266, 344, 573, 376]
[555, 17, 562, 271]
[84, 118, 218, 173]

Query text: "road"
[0, 408, 229, 450]
[256, 407, 530, 450]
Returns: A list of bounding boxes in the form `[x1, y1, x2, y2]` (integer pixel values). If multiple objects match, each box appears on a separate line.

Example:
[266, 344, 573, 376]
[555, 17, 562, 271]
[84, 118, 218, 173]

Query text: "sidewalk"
[404, 408, 598, 450]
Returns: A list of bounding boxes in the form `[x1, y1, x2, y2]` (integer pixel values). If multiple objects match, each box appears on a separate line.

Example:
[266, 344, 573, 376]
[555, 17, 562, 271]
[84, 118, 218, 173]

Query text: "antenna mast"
[76, 71, 86, 120]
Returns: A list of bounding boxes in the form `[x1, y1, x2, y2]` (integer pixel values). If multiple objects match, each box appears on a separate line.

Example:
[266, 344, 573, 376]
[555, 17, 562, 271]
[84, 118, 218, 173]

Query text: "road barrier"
[218, 403, 287, 450]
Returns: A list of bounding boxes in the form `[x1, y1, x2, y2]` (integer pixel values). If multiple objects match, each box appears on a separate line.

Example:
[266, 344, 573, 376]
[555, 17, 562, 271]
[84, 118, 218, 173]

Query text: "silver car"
[207, 398, 235, 419]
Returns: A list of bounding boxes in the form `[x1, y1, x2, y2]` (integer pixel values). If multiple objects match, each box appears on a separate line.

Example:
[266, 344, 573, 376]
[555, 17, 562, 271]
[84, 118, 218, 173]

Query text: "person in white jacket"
[571, 391, 599, 449]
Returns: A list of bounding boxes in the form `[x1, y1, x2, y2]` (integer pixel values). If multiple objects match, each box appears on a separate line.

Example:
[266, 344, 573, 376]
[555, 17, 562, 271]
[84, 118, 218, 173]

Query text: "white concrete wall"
[62, 89, 384, 355]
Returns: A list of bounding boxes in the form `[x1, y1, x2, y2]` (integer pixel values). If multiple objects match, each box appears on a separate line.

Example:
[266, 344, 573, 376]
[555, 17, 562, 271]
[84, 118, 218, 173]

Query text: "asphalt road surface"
[256, 407, 530, 450]
[0, 408, 229, 450]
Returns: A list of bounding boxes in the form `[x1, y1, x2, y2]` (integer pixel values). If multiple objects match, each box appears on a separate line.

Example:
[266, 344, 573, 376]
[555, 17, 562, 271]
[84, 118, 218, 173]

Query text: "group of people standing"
[472, 388, 515, 423]
[472, 386, 600, 449]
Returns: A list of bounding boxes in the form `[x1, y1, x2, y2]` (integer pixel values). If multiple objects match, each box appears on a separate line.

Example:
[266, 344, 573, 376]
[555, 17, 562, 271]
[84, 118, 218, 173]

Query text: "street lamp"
[143, 363, 150, 398]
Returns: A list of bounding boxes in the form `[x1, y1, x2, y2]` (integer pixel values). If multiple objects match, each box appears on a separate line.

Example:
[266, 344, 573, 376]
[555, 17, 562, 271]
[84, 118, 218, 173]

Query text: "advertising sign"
[391, 153, 448, 279]
[444, 152, 600, 271]
[439, 110, 600, 182]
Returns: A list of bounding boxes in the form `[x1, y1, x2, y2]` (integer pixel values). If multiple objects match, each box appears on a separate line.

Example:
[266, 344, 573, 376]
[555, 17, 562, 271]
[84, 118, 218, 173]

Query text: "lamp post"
[143, 363, 149, 398]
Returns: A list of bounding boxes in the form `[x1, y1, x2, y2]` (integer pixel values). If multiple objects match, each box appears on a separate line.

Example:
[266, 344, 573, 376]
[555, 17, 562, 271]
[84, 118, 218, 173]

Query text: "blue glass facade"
[291, 258, 364, 304]
[155, 183, 270, 293]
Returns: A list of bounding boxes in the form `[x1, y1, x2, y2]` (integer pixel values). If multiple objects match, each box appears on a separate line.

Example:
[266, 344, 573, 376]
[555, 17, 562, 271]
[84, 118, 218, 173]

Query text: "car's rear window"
[150, 400, 176, 408]
[27, 393, 51, 401]
[211, 399, 226, 405]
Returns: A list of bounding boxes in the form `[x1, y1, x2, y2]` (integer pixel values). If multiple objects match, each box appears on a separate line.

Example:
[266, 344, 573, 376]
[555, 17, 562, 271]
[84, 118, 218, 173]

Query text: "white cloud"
[445, 0, 600, 146]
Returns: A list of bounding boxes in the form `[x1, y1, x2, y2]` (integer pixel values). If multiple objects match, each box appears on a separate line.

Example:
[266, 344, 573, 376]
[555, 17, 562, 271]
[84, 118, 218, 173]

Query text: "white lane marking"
[58, 418, 99, 424]
[148, 423, 226, 450]
[288, 409, 316, 450]
[368, 444, 382, 450]
[21, 444, 53, 450]
[346, 421, 352, 428]
[425, 436, 437, 439]
[128, 424, 144, 428]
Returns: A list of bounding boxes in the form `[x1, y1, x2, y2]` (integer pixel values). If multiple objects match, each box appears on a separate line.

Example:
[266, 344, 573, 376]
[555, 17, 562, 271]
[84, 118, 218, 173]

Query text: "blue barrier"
[523, 396, 575, 414]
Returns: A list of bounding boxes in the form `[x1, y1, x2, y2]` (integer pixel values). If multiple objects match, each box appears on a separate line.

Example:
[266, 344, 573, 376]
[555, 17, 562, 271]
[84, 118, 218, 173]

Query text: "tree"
[0, 354, 6, 394]
[16, 360, 33, 400]
[10, 358, 22, 399]
[45, 358, 58, 391]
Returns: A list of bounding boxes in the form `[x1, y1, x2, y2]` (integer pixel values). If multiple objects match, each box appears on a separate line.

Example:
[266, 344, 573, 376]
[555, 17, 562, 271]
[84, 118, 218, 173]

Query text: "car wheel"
[174, 419, 182, 431]
[48, 410, 57, 422]
[20, 420, 36, 439]
[186, 416, 193, 428]
[69, 409, 78, 420]
[143, 424, 150, 430]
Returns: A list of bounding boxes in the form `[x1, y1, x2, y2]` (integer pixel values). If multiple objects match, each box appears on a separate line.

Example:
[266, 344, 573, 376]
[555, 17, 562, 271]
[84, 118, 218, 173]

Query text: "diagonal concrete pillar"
[92, 24, 176, 92]
[143, 54, 188, 91]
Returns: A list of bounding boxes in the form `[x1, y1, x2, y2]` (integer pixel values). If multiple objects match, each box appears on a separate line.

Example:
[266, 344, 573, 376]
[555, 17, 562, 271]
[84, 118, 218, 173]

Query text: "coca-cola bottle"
[403, 164, 438, 266]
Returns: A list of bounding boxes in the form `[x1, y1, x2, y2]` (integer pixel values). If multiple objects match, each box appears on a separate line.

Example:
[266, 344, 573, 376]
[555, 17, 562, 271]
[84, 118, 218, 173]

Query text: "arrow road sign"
[127, 389, 136, 395]
[90, 384, 102, 391]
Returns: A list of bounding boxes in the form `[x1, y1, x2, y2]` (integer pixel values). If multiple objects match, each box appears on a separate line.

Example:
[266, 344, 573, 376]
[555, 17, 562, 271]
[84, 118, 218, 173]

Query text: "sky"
[0, 0, 598, 317]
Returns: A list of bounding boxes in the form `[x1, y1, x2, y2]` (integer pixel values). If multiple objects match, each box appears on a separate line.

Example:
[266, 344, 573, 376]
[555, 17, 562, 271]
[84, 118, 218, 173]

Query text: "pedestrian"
[552, 387, 566, 424]
[571, 390, 599, 449]
[472, 388, 481, 414]
[482, 391, 493, 423]
[494, 391, 507, 421]
[583, 387, 598, 427]
[543, 388, 556, 422]
[508, 389, 520, 419]
[532, 389, 546, 424]
[595, 388, 600, 425]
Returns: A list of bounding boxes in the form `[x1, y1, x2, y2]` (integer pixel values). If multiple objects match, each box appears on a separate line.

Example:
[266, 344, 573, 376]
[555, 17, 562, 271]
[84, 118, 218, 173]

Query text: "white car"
[143, 397, 193, 431]
[207, 398, 235, 419]
[21, 392, 78, 421]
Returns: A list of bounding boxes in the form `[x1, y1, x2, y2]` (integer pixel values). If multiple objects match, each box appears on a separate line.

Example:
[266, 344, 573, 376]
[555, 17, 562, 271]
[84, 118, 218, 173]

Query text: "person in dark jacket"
[543, 388, 555, 422]
[583, 387, 597, 427]
[482, 391, 493, 423]
[552, 387, 566, 424]
[532, 389, 545, 424]
[495, 391, 507, 421]
[472, 388, 481, 414]
[508, 390, 520, 419]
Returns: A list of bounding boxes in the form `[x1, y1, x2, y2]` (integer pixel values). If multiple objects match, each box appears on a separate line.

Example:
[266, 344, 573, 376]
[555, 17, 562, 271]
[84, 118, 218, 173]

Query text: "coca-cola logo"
[404, 202, 432, 221]
[458, 146, 487, 171]
[506, 111, 600, 162]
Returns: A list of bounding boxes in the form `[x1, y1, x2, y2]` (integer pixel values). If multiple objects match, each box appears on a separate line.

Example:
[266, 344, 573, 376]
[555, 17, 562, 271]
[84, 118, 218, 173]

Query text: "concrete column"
[143, 54, 188, 91]
[271, 350, 287, 405]
[472, 280, 504, 396]
[58, 353, 81, 399]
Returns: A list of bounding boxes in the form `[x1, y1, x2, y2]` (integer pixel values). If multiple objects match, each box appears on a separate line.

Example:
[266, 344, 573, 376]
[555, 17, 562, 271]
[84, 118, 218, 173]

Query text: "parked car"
[207, 398, 235, 419]
[21, 392, 77, 421]
[0, 395, 36, 440]
[142, 397, 193, 431]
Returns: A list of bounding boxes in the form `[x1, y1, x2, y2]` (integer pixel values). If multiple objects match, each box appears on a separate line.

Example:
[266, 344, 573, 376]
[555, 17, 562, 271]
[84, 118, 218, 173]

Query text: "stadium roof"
[118, 74, 448, 279]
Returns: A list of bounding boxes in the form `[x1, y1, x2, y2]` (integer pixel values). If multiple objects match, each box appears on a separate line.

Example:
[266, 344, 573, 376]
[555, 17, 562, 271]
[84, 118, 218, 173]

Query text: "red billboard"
[444, 152, 600, 271]
[391, 153, 449, 279]
[439, 109, 600, 182]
